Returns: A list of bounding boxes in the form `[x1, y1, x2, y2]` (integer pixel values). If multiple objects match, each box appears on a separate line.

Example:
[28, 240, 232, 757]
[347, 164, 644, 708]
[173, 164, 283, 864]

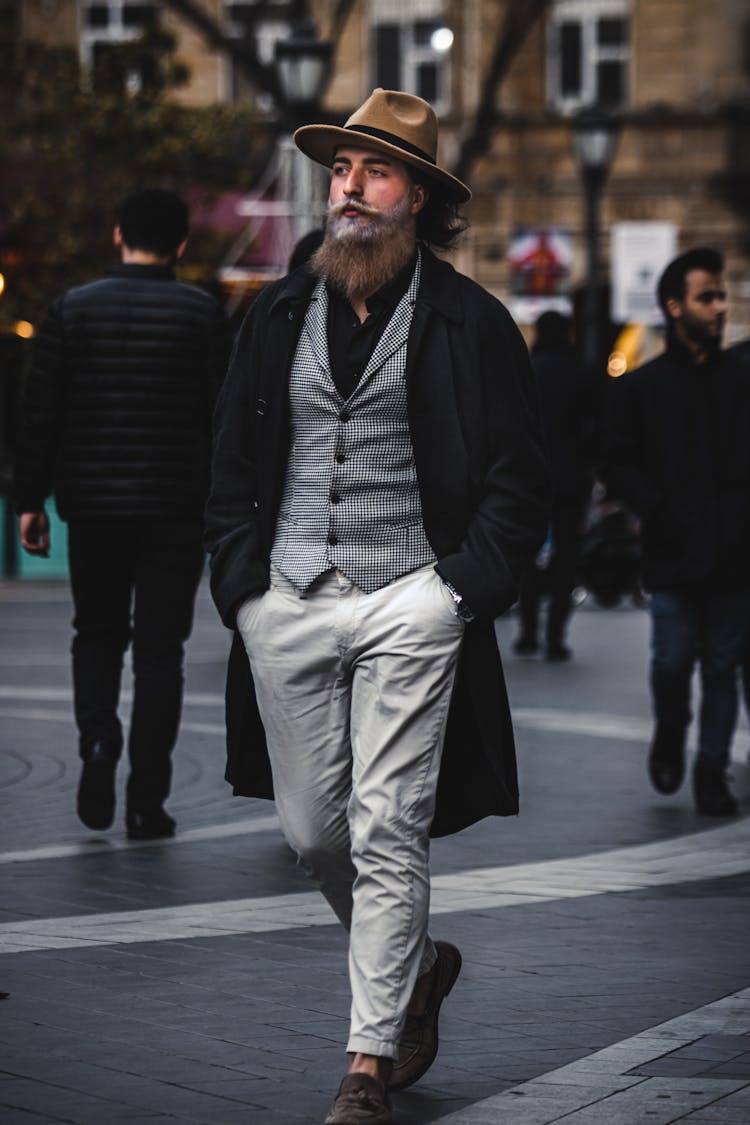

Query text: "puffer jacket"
[13, 263, 228, 520]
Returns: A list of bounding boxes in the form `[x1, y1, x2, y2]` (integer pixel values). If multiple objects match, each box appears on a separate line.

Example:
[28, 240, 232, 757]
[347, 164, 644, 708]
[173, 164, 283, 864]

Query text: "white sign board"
[611, 222, 678, 325]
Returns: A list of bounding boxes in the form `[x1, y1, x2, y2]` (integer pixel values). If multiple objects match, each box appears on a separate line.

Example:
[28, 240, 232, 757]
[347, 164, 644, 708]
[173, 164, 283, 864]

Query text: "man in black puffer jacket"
[13, 189, 228, 839]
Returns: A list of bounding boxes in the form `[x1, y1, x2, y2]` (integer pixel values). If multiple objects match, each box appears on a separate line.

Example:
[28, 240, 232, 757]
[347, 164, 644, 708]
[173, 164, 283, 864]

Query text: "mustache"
[328, 198, 381, 220]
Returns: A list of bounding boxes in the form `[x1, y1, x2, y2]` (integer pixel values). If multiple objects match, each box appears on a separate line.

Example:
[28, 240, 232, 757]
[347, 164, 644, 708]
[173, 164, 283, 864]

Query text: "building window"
[370, 0, 453, 114]
[80, 1, 159, 92]
[0, 1, 19, 70]
[549, 0, 629, 111]
[223, 2, 287, 105]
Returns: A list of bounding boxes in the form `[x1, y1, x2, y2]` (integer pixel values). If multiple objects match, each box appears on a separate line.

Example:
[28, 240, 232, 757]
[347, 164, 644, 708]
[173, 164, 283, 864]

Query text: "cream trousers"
[237, 563, 464, 1058]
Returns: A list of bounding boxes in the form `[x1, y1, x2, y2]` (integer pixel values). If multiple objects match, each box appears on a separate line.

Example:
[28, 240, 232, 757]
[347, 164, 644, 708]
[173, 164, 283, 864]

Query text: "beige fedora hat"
[294, 88, 471, 204]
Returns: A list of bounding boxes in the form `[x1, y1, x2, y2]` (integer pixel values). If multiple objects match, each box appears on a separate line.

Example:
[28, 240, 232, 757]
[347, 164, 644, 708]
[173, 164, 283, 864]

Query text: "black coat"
[13, 264, 229, 520]
[205, 250, 549, 836]
[530, 346, 599, 500]
[602, 341, 750, 592]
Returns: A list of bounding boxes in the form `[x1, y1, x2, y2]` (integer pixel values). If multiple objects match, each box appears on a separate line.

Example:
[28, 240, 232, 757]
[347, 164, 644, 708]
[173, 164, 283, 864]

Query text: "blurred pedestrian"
[205, 88, 548, 1125]
[727, 337, 750, 738]
[13, 189, 228, 839]
[514, 311, 598, 661]
[603, 247, 750, 816]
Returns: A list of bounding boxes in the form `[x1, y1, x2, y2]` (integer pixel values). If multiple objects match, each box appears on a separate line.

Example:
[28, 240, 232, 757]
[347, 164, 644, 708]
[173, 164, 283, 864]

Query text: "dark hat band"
[343, 124, 436, 165]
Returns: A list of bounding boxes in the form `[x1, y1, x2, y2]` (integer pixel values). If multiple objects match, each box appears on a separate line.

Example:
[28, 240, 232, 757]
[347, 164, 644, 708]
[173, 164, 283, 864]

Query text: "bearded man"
[604, 247, 750, 818]
[205, 89, 549, 1125]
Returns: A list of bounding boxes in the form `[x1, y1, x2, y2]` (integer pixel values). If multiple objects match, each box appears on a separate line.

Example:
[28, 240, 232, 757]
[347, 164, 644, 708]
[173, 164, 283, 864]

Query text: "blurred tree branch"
[161, 0, 283, 106]
[454, 0, 552, 184]
[0, 34, 271, 326]
[160, 1, 354, 128]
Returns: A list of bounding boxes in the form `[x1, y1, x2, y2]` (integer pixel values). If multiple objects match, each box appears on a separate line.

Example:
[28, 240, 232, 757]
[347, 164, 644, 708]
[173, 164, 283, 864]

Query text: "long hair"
[408, 169, 468, 251]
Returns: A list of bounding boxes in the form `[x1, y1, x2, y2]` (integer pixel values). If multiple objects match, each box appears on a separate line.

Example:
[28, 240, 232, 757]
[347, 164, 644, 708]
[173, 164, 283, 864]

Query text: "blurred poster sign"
[508, 226, 573, 323]
[611, 222, 677, 325]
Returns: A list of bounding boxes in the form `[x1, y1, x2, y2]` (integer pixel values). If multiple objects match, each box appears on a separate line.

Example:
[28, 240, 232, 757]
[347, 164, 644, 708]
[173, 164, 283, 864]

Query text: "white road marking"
[431, 987, 750, 1124]
[0, 686, 223, 706]
[0, 652, 225, 667]
[4, 694, 749, 763]
[0, 814, 281, 865]
[0, 706, 72, 723]
[0, 705, 224, 735]
[1, 816, 748, 955]
[513, 706, 651, 741]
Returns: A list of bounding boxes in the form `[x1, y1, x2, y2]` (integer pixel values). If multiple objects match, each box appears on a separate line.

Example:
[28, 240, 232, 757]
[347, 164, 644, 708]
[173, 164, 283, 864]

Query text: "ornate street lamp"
[275, 18, 333, 126]
[274, 19, 333, 245]
[572, 104, 621, 369]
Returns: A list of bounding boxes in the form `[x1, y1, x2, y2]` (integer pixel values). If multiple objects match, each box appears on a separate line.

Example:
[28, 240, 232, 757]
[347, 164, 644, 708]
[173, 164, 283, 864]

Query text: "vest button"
[339, 410, 351, 422]
[335, 453, 346, 463]
[328, 535, 338, 546]
[331, 493, 340, 504]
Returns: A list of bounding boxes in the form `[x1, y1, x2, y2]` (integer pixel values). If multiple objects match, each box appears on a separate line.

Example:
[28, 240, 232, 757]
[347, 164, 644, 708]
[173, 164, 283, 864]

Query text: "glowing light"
[607, 350, 628, 378]
[610, 323, 644, 370]
[14, 321, 34, 339]
[430, 27, 454, 53]
[0, 273, 5, 296]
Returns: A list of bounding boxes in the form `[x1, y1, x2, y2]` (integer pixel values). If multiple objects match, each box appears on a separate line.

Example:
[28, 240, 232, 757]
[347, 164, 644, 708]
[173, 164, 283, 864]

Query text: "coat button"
[339, 409, 350, 422]
[335, 453, 346, 463]
[328, 535, 338, 546]
[331, 493, 340, 504]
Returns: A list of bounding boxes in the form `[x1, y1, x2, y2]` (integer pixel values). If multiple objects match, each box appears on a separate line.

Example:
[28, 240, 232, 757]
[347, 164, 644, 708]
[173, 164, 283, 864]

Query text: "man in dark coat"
[602, 247, 750, 818]
[13, 189, 228, 840]
[514, 311, 598, 661]
[204, 89, 548, 1125]
[728, 339, 750, 736]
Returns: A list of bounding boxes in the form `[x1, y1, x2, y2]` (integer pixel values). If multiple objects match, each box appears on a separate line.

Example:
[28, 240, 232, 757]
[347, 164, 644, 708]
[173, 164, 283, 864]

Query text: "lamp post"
[275, 18, 333, 245]
[572, 104, 621, 369]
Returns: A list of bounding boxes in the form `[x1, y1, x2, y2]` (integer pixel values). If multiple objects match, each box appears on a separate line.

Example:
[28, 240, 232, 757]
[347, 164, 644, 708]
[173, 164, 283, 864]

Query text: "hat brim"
[294, 124, 472, 204]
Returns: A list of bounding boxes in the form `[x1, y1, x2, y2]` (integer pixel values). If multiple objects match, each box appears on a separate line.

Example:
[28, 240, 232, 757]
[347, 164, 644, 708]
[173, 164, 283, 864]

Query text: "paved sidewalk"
[1, 580, 749, 1124]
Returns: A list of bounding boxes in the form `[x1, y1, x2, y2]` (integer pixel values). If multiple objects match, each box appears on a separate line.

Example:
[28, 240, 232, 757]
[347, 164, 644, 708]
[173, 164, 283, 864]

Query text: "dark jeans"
[67, 519, 205, 814]
[649, 589, 750, 770]
[518, 494, 587, 647]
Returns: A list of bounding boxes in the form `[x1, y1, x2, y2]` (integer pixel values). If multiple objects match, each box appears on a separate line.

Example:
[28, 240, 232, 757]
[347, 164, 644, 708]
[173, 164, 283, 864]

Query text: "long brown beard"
[311, 199, 417, 303]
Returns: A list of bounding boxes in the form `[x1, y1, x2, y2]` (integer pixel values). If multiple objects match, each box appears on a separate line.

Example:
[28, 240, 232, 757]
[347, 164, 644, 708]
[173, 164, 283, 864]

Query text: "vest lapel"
[359, 251, 422, 385]
[302, 278, 331, 375]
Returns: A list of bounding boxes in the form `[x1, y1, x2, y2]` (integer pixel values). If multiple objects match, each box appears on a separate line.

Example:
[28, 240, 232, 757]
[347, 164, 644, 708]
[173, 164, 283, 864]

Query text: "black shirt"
[326, 255, 416, 400]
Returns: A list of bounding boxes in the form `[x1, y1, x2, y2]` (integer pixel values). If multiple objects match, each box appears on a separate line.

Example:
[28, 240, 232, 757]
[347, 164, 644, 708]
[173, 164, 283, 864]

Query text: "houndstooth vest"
[270, 252, 436, 593]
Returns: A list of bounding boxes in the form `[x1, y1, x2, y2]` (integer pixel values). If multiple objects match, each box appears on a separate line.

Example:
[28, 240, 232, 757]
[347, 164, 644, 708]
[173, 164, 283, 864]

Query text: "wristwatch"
[441, 578, 476, 622]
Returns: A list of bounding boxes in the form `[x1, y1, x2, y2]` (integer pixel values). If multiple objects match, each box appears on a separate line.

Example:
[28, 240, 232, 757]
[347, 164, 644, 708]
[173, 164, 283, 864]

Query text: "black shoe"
[545, 642, 572, 662]
[389, 941, 462, 1091]
[648, 723, 686, 795]
[693, 766, 738, 817]
[324, 1073, 391, 1124]
[77, 744, 117, 831]
[513, 635, 538, 656]
[126, 808, 176, 840]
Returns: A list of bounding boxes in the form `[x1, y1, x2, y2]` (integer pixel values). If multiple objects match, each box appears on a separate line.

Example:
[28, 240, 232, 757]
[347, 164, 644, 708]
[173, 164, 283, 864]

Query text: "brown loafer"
[389, 940, 462, 1091]
[324, 1073, 391, 1124]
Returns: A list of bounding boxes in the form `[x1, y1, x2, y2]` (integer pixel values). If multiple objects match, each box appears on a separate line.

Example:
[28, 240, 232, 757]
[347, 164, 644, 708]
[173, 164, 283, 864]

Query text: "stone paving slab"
[431, 990, 750, 1124]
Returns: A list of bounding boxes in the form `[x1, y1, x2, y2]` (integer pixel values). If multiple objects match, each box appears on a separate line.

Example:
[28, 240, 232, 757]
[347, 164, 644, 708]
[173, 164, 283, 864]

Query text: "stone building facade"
[7, 0, 750, 343]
